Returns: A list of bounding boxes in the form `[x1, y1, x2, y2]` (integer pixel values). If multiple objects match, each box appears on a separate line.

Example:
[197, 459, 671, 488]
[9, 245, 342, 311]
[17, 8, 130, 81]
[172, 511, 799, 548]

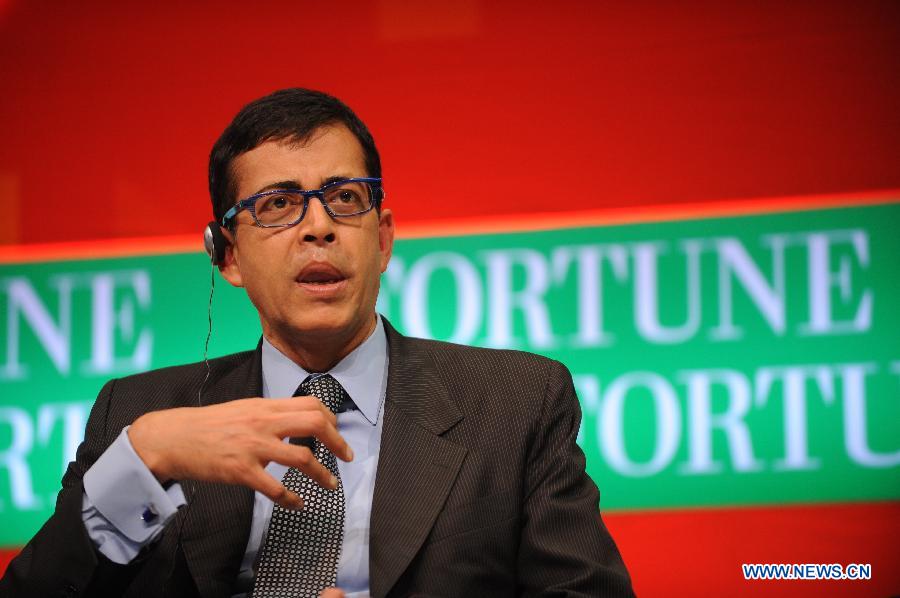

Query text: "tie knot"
[296, 374, 346, 415]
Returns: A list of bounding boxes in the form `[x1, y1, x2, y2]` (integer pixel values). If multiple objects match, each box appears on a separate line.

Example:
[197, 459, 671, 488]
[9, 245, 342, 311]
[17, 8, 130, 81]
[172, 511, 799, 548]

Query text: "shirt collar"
[261, 315, 387, 426]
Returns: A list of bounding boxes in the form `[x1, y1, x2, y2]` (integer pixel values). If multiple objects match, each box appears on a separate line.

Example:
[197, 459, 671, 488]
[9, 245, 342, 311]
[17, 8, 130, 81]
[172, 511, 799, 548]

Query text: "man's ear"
[218, 228, 244, 288]
[378, 208, 395, 273]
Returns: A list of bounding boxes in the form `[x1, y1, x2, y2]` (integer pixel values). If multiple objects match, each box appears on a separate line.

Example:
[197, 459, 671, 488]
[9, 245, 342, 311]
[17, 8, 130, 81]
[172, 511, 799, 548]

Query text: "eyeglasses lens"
[254, 182, 374, 226]
[323, 181, 373, 215]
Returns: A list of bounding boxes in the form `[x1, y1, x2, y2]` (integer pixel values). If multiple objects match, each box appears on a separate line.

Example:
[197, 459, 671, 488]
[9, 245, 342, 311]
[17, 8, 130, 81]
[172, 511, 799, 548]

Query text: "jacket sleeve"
[0, 379, 150, 597]
[516, 359, 635, 597]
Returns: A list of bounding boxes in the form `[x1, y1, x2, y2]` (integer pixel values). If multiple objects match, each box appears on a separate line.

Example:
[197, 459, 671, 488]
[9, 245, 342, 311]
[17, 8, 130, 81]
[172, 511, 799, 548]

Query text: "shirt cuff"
[83, 426, 186, 544]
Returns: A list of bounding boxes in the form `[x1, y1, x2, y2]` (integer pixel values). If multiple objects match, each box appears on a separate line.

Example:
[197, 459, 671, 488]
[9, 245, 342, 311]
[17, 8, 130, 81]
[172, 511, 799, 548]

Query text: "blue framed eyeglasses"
[221, 177, 384, 229]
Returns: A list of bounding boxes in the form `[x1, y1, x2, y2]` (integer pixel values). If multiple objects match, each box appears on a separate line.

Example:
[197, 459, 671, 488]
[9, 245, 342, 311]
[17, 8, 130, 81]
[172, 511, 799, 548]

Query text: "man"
[1, 89, 633, 597]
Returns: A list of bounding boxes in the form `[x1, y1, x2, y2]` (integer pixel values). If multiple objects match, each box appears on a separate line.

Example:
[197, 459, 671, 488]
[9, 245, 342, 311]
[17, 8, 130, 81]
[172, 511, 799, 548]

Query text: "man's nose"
[298, 196, 336, 243]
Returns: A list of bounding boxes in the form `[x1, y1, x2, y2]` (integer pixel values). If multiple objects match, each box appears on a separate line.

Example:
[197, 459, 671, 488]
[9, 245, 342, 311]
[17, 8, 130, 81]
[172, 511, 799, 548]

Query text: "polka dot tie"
[251, 374, 347, 597]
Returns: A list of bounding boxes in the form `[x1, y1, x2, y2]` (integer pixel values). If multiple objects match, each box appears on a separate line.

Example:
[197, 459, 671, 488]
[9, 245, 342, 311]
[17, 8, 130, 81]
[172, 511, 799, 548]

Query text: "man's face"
[220, 124, 394, 359]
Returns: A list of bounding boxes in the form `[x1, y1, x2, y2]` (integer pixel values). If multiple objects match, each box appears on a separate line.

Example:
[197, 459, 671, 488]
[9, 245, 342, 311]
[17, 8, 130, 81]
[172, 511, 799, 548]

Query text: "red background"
[1, 1, 899, 595]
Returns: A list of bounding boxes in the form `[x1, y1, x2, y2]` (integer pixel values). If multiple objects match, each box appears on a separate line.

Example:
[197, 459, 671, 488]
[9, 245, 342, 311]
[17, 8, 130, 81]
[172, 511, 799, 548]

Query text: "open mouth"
[296, 263, 347, 289]
[299, 274, 344, 285]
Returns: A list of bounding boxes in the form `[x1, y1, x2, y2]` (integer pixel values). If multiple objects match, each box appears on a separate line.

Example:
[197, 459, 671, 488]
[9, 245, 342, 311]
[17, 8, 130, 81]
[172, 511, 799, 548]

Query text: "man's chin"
[275, 309, 372, 341]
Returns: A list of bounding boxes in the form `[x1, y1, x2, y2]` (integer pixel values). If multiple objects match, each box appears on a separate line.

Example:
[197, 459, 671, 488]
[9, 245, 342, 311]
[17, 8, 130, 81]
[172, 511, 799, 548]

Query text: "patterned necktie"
[252, 374, 347, 598]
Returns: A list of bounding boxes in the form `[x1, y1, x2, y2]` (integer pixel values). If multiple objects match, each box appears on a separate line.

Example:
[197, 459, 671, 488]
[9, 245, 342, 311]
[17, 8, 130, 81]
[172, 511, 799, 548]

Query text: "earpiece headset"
[203, 220, 228, 266]
[164, 222, 223, 593]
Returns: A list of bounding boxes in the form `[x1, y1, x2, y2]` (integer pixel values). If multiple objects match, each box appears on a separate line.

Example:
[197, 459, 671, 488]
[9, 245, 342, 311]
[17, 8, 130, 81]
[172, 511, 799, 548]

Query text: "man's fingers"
[272, 410, 354, 463]
[247, 468, 304, 510]
[319, 588, 345, 598]
[266, 396, 337, 421]
[268, 442, 340, 491]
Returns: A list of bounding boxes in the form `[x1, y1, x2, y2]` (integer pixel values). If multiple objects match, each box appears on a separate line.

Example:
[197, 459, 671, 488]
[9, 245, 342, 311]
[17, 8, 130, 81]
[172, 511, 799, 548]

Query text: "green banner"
[1, 202, 899, 545]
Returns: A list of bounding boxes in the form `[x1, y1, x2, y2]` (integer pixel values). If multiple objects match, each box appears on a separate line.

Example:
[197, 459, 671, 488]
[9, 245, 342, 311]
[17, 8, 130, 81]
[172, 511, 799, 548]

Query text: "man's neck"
[264, 314, 378, 373]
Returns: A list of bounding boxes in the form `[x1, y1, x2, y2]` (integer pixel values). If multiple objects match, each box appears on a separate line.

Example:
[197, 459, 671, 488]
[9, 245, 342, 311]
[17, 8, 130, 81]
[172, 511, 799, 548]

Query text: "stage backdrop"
[2, 1, 900, 596]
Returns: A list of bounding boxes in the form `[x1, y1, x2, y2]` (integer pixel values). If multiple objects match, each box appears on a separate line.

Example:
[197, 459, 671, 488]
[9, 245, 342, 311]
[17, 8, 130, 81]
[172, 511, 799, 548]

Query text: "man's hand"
[319, 588, 344, 598]
[128, 397, 353, 509]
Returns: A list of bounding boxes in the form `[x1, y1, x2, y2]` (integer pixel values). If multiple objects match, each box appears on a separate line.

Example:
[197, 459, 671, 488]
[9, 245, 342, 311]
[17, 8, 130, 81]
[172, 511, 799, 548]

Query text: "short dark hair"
[208, 88, 382, 223]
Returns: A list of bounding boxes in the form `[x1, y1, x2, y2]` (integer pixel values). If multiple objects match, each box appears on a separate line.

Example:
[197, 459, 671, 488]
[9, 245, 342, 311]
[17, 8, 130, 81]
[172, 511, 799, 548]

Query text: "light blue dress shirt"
[81, 316, 388, 597]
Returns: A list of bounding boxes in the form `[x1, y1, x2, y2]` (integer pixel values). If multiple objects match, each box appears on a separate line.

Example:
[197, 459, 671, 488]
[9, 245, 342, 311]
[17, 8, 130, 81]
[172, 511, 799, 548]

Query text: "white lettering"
[754, 365, 836, 471]
[1, 276, 72, 378]
[600, 372, 680, 476]
[402, 252, 482, 343]
[551, 245, 627, 347]
[712, 236, 786, 340]
[680, 369, 762, 473]
[36, 402, 90, 478]
[0, 407, 41, 510]
[84, 271, 152, 373]
[841, 363, 900, 467]
[801, 230, 872, 335]
[485, 249, 554, 348]
[633, 240, 702, 344]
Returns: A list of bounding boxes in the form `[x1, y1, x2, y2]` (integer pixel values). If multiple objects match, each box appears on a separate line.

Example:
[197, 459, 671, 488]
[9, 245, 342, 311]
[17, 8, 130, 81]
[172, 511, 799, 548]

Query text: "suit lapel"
[179, 346, 261, 598]
[369, 321, 467, 598]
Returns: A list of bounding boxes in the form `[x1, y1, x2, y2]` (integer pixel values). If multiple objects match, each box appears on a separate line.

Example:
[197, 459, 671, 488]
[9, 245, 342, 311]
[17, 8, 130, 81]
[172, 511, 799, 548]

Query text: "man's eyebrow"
[253, 181, 301, 195]
[321, 175, 353, 186]
[252, 175, 355, 195]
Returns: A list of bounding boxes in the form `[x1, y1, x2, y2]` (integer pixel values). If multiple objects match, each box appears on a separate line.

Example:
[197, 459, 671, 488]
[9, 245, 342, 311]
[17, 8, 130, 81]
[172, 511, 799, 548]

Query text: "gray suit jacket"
[1, 320, 633, 597]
